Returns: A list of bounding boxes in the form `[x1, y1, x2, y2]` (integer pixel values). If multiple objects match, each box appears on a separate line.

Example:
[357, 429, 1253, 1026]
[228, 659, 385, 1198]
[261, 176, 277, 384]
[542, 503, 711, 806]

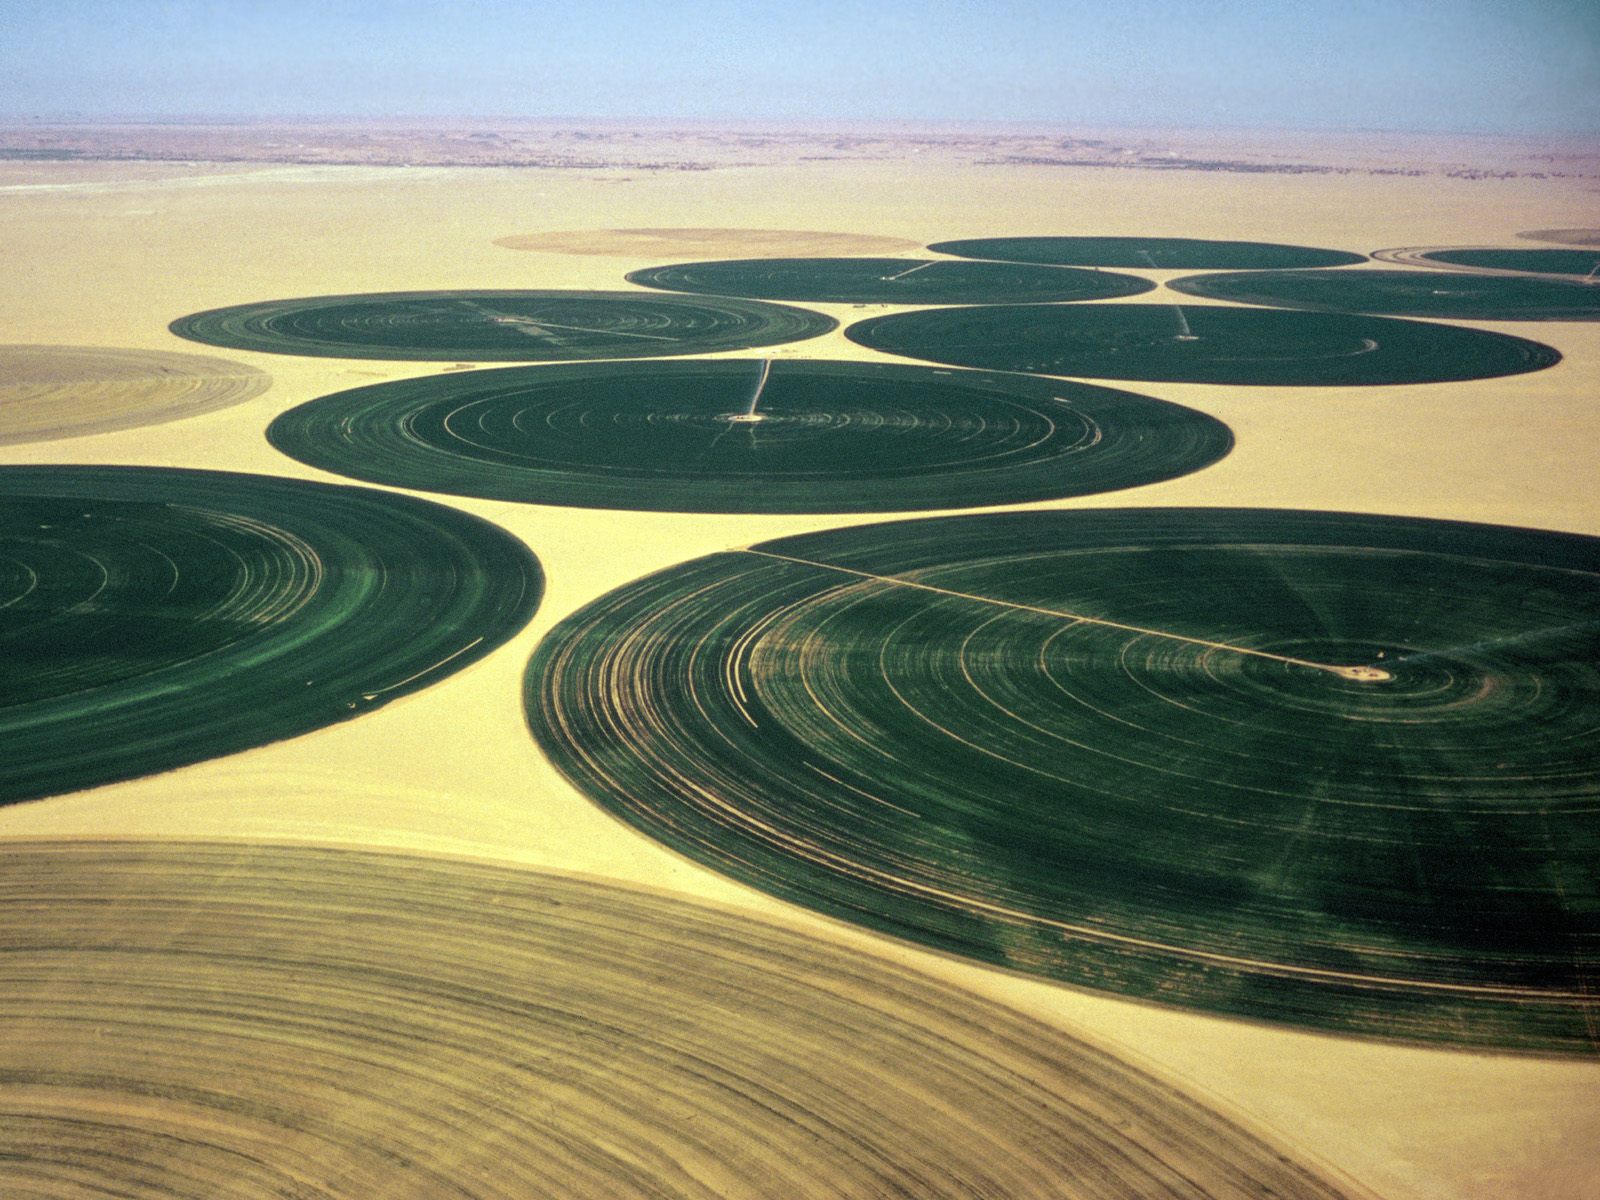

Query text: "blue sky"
[2, 0, 1596, 133]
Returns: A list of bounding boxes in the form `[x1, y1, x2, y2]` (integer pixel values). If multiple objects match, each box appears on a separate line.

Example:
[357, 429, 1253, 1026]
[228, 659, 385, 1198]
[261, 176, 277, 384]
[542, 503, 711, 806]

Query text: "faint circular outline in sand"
[0, 838, 1365, 1200]
[0, 345, 270, 446]
[494, 226, 921, 258]
[1518, 229, 1600, 248]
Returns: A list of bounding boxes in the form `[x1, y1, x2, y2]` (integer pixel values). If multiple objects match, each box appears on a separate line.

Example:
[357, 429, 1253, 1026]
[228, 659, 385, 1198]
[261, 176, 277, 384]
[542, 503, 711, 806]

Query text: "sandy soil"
[1, 131, 1596, 1199]
[494, 226, 920, 256]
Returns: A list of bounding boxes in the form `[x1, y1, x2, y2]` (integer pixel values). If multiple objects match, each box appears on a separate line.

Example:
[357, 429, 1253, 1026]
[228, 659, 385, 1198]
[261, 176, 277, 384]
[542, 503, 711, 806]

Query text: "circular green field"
[1416, 248, 1600, 277]
[0, 466, 541, 805]
[0, 841, 1357, 1200]
[625, 257, 1155, 304]
[928, 236, 1366, 270]
[267, 359, 1231, 513]
[846, 301, 1559, 385]
[1170, 268, 1600, 321]
[529, 508, 1600, 1053]
[169, 290, 835, 361]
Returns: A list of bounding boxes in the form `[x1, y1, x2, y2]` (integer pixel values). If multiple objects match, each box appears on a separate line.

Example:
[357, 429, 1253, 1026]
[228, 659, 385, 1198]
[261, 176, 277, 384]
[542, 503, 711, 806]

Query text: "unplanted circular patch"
[0, 840, 1359, 1200]
[0, 345, 268, 445]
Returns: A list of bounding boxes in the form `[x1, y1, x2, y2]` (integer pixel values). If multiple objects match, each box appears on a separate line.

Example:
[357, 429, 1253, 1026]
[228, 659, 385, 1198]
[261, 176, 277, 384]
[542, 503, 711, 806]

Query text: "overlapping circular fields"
[530, 508, 1600, 1052]
[928, 236, 1366, 270]
[0, 345, 269, 445]
[0, 840, 1360, 1200]
[169, 290, 835, 361]
[1171, 268, 1600, 321]
[846, 301, 1560, 385]
[0, 467, 540, 805]
[267, 359, 1231, 513]
[625, 256, 1155, 305]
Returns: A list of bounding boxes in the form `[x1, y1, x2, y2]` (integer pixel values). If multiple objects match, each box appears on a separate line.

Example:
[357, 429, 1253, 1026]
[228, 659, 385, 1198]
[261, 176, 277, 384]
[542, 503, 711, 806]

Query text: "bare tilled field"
[1, 125, 1596, 1199]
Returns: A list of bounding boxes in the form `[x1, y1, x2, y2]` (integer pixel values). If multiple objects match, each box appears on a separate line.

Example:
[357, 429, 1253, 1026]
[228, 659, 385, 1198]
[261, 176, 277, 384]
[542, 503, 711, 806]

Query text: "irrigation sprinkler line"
[883, 261, 938, 281]
[746, 359, 773, 417]
[740, 548, 1385, 679]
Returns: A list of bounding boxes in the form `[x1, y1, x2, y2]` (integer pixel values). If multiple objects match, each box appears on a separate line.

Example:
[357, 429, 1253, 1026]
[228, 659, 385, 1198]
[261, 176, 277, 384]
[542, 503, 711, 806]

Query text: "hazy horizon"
[2, 0, 1596, 137]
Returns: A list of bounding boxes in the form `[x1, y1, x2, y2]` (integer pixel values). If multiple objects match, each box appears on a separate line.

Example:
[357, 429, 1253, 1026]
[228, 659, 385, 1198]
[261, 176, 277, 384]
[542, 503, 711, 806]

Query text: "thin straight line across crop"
[740, 547, 1371, 678]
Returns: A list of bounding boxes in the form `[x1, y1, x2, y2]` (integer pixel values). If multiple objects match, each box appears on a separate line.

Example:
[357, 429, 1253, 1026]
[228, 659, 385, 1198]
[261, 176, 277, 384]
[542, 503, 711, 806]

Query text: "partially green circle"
[0, 466, 541, 805]
[1170, 268, 1600, 321]
[267, 359, 1232, 513]
[625, 257, 1155, 305]
[528, 507, 1600, 1053]
[928, 236, 1366, 270]
[1421, 248, 1600, 276]
[169, 289, 835, 361]
[846, 301, 1559, 385]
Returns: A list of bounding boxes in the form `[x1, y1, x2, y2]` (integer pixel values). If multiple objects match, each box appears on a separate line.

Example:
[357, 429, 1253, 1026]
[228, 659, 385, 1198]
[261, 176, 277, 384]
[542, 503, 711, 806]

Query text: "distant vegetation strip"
[626, 256, 1155, 304]
[928, 236, 1366, 270]
[846, 301, 1561, 384]
[267, 359, 1230, 513]
[0, 840, 1364, 1200]
[529, 508, 1600, 1053]
[0, 467, 541, 805]
[170, 290, 836, 361]
[1173, 267, 1600, 321]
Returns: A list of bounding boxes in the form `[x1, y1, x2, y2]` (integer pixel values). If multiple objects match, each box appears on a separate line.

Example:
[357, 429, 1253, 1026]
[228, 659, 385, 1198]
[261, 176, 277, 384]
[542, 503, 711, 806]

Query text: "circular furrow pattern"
[169, 290, 835, 361]
[0, 345, 269, 445]
[0, 839, 1362, 1200]
[845, 301, 1560, 385]
[266, 359, 1232, 513]
[928, 237, 1367, 270]
[528, 508, 1600, 1053]
[0, 467, 541, 805]
[1171, 268, 1600, 322]
[625, 257, 1155, 305]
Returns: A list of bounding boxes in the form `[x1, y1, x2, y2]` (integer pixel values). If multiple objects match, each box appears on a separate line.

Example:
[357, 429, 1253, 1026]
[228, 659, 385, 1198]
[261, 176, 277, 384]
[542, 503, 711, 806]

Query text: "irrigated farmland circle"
[267, 359, 1232, 513]
[169, 289, 835, 361]
[1171, 267, 1600, 321]
[0, 466, 541, 805]
[0, 840, 1360, 1200]
[928, 236, 1367, 270]
[846, 301, 1560, 385]
[625, 256, 1155, 304]
[529, 508, 1600, 1052]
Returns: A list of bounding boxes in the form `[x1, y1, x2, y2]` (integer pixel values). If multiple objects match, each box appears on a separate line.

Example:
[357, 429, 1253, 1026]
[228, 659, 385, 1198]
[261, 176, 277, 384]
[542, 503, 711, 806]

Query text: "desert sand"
[1, 127, 1597, 1199]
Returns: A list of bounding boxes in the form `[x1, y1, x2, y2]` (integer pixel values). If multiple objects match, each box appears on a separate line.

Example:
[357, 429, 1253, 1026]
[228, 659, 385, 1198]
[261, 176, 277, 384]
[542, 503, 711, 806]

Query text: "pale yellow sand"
[1, 137, 1597, 1199]
[494, 226, 920, 256]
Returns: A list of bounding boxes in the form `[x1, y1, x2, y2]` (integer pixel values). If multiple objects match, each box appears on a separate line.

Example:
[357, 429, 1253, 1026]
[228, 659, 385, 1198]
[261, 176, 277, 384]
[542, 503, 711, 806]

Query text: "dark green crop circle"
[1170, 268, 1600, 322]
[1417, 248, 1600, 277]
[0, 466, 541, 805]
[846, 301, 1560, 385]
[267, 359, 1231, 513]
[928, 236, 1366, 270]
[528, 507, 1600, 1053]
[169, 289, 835, 361]
[625, 257, 1154, 304]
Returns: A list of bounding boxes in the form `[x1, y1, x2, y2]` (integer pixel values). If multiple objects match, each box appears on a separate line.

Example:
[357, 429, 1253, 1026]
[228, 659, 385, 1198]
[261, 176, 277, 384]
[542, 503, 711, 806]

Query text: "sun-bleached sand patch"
[0, 345, 269, 445]
[494, 226, 920, 257]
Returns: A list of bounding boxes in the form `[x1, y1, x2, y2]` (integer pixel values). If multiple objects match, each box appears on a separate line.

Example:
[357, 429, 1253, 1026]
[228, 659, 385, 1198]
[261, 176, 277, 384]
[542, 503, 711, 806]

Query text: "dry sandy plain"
[1, 123, 1597, 1198]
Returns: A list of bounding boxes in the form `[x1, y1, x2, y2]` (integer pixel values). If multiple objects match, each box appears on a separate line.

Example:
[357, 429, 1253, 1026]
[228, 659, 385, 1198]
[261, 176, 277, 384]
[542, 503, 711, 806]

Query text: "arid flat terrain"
[1, 122, 1596, 1199]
